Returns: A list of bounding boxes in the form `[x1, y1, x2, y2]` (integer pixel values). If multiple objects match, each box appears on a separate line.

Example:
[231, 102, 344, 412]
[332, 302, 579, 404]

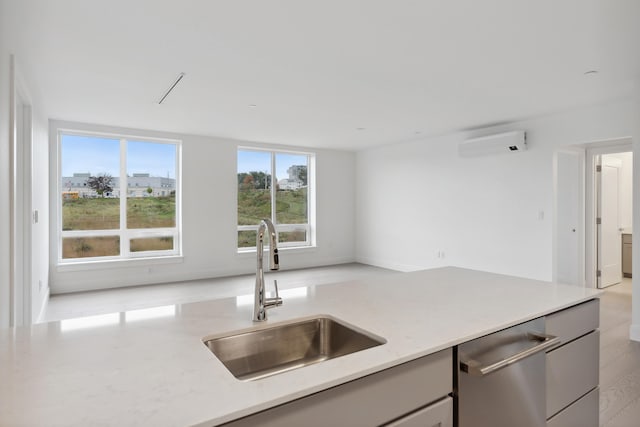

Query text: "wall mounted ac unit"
[458, 130, 527, 157]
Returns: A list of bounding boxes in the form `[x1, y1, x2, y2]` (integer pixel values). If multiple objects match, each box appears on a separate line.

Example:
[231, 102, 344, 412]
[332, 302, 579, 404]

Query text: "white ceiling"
[5, 0, 640, 150]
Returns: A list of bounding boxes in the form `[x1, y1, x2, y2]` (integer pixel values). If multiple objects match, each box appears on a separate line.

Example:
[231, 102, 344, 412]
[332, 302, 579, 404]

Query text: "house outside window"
[58, 131, 181, 262]
[237, 148, 314, 250]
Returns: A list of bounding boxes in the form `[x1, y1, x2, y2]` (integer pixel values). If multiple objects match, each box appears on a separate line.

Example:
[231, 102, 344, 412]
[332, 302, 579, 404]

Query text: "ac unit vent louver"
[459, 131, 527, 157]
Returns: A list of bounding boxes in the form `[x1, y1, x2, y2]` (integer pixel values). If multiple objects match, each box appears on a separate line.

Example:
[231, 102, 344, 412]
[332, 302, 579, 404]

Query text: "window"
[237, 148, 313, 249]
[58, 131, 180, 262]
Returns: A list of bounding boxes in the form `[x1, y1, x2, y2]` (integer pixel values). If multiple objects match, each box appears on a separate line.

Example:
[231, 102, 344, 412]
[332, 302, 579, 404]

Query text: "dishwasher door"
[457, 318, 560, 427]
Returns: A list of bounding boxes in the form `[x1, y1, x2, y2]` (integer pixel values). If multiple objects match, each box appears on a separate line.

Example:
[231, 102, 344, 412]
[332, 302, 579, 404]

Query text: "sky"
[238, 150, 307, 180]
[61, 134, 176, 178]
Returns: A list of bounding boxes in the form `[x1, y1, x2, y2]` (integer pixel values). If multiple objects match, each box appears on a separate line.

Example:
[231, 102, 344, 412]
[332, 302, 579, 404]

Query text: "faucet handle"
[267, 279, 283, 307]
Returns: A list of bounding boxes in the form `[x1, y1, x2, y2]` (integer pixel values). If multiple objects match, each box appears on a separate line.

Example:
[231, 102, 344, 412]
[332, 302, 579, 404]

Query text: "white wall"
[49, 120, 356, 293]
[356, 99, 637, 282]
[632, 82, 640, 342]
[0, 2, 12, 328]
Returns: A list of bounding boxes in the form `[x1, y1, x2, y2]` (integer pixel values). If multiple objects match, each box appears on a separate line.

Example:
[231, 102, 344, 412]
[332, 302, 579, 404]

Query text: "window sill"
[56, 255, 184, 272]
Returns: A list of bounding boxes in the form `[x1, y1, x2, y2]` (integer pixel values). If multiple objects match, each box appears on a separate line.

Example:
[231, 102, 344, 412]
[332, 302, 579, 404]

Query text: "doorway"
[553, 139, 633, 289]
[584, 140, 633, 289]
[596, 152, 633, 288]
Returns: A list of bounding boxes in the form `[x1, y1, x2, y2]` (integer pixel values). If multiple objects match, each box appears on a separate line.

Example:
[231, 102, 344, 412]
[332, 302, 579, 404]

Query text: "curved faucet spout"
[253, 218, 282, 321]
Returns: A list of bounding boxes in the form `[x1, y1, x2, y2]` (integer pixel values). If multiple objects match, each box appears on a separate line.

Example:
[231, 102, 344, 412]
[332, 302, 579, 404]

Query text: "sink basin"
[203, 315, 386, 381]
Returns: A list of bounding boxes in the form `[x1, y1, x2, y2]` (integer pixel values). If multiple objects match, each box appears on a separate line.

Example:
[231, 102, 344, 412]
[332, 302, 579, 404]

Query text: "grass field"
[62, 236, 120, 259]
[62, 196, 176, 258]
[62, 198, 120, 230]
[61, 189, 307, 257]
[237, 188, 307, 247]
[62, 195, 176, 231]
[237, 188, 307, 225]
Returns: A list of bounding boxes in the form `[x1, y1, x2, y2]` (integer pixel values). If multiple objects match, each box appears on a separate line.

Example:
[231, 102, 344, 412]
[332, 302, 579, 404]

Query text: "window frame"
[237, 146, 315, 252]
[56, 129, 182, 264]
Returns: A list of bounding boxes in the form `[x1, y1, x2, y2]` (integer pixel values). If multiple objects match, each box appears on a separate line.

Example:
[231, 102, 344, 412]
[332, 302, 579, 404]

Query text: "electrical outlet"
[33, 210, 39, 224]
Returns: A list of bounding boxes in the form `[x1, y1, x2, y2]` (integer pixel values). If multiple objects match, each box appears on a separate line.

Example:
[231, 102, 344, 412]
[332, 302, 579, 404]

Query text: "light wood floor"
[599, 278, 640, 427]
[42, 266, 639, 426]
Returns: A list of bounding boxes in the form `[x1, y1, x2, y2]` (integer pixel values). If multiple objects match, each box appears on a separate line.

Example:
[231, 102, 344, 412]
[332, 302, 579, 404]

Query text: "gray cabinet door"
[223, 349, 452, 427]
[546, 331, 599, 418]
[545, 299, 599, 345]
[547, 387, 599, 427]
[385, 396, 453, 427]
[623, 242, 632, 276]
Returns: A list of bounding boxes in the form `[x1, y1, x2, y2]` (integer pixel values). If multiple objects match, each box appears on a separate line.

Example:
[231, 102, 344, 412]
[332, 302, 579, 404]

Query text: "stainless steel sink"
[203, 316, 386, 380]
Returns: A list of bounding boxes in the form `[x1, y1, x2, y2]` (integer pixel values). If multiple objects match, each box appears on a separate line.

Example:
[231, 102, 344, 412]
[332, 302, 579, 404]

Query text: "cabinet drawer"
[384, 396, 453, 427]
[623, 243, 632, 275]
[547, 387, 598, 427]
[223, 348, 452, 427]
[545, 299, 599, 345]
[546, 331, 599, 418]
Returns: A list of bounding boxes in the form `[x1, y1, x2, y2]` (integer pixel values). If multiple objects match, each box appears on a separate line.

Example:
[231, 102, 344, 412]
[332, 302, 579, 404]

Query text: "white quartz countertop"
[0, 267, 601, 427]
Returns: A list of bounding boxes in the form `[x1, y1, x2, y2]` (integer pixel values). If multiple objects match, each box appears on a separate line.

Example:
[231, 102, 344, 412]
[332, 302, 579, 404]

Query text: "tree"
[237, 171, 272, 190]
[87, 173, 114, 197]
[297, 166, 308, 186]
[146, 187, 153, 196]
[239, 173, 255, 191]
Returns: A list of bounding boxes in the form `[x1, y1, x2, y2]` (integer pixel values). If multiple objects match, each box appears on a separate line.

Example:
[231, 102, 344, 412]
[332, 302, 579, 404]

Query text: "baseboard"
[50, 256, 358, 294]
[630, 324, 640, 342]
[355, 256, 426, 272]
[36, 286, 50, 323]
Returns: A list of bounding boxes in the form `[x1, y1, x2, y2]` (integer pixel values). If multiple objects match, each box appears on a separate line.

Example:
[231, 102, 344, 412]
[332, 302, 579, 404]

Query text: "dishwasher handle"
[460, 332, 561, 377]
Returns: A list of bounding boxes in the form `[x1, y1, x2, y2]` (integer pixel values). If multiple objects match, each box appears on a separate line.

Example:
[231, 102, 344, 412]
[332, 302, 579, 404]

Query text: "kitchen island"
[0, 267, 600, 426]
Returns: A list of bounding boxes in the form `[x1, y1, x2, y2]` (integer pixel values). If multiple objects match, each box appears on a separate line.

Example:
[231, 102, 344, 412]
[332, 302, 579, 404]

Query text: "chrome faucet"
[253, 218, 282, 321]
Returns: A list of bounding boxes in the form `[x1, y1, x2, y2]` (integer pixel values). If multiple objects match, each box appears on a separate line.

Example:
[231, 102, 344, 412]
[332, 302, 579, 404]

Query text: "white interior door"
[597, 155, 622, 288]
[555, 150, 583, 285]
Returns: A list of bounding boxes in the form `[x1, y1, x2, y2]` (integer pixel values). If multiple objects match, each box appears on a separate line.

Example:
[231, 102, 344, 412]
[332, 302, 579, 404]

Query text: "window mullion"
[120, 138, 128, 258]
[270, 152, 276, 225]
[308, 154, 315, 246]
[57, 131, 63, 262]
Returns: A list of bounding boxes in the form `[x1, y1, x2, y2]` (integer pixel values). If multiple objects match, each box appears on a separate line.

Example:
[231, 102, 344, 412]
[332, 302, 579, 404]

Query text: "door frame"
[585, 138, 632, 289]
[9, 55, 33, 326]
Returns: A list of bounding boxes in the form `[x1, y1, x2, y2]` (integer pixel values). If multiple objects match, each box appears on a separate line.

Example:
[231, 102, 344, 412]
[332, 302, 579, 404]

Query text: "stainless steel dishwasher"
[456, 318, 560, 427]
